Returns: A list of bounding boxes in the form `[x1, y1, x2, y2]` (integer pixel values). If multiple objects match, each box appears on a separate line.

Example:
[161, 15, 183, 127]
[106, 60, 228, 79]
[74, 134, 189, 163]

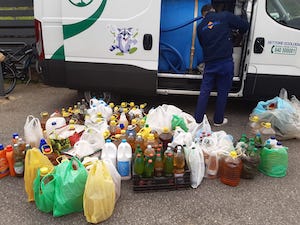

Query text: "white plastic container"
[45, 117, 66, 136]
[117, 139, 132, 180]
[101, 139, 118, 168]
[265, 136, 277, 148]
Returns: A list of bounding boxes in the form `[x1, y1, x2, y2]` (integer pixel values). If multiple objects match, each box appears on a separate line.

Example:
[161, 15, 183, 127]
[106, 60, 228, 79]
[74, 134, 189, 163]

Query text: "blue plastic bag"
[253, 97, 295, 115]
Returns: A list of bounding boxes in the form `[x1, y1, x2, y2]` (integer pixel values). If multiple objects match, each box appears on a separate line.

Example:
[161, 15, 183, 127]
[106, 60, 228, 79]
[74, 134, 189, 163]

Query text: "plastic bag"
[171, 115, 188, 132]
[191, 115, 212, 139]
[170, 126, 193, 148]
[188, 142, 205, 188]
[146, 105, 172, 134]
[71, 140, 96, 159]
[84, 160, 115, 224]
[103, 159, 121, 203]
[253, 96, 295, 115]
[24, 115, 44, 148]
[33, 169, 56, 213]
[53, 157, 88, 217]
[80, 127, 105, 151]
[24, 148, 54, 202]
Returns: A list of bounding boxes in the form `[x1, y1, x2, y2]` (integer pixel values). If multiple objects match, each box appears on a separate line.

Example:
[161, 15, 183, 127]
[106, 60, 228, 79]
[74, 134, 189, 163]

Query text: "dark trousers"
[194, 58, 234, 124]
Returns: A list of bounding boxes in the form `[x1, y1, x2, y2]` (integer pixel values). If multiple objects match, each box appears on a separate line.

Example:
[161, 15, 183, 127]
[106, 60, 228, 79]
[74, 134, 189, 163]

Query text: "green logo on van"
[68, 0, 93, 7]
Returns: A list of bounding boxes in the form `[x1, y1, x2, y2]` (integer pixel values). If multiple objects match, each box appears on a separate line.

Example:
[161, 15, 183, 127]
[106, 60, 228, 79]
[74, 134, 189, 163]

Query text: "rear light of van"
[34, 19, 45, 60]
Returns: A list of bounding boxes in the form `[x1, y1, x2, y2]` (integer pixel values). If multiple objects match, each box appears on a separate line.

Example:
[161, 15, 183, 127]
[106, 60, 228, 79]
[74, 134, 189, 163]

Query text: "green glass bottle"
[143, 159, 154, 178]
[134, 153, 144, 176]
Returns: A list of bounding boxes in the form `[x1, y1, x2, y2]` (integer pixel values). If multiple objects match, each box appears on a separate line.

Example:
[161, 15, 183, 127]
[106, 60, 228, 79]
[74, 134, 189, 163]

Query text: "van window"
[266, 0, 300, 30]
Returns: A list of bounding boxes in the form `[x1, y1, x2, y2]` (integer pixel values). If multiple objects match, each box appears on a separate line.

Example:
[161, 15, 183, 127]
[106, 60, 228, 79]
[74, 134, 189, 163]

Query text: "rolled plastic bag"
[33, 169, 56, 213]
[53, 157, 88, 217]
[24, 148, 54, 202]
[84, 160, 115, 224]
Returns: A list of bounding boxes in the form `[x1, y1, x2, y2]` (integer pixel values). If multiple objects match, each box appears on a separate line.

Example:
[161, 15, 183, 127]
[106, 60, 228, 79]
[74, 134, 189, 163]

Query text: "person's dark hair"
[201, 4, 214, 15]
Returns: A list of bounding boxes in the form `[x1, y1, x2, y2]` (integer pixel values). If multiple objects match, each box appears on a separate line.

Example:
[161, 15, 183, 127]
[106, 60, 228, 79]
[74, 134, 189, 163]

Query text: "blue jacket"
[197, 11, 249, 63]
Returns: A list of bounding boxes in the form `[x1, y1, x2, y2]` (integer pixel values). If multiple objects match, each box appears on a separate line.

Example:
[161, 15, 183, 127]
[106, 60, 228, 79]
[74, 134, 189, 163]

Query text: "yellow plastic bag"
[24, 148, 54, 202]
[83, 160, 115, 224]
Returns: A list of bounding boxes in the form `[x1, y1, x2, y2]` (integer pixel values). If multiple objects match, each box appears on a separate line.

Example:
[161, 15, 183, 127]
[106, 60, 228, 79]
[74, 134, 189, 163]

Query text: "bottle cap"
[148, 159, 153, 163]
[42, 112, 49, 117]
[263, 122, 272, 128]
[121, 102, 127, 108]
[121, 129, 126, 134]
[250, 115, 259, 122]
[230, 151, 238, 159]
[69, 124, 75, 130]
[148, 133, 155, 140]
[136, 153, 141, 157]
[109, 102, 115, 108]
[140, 103, 146, 109]
[119, 123, 125, 129]
[6, 145, 13, 152]
[149, 153, 154, 157]
[123, 108, 128, 113]
[121, 139, 126, 143]
[40, 167, 49, 177]
[0, 144, 4, 150]
[115, 134, 121, 139]
[51, 121, 57, 126]
[97, 112, 102, 117]
[110, 120, 117, 126]
[12, 133, 19, 138]
[131, 119, 137, 125]
[106, 139, 112, 143]
[163, 127, 169, 133]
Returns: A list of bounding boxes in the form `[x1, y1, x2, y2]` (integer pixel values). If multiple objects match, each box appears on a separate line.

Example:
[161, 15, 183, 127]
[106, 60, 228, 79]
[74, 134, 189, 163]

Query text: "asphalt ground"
[0, 82, 300, 225]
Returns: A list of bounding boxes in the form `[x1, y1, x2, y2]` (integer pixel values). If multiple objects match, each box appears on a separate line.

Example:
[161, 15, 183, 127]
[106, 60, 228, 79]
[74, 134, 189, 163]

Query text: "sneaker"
[213, 118, 228, 127]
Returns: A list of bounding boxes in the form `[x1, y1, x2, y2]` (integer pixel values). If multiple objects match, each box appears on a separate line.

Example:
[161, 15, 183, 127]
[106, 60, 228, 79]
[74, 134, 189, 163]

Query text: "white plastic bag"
[72, 140, 95, 159]
[80, 127, 105, 151]
[188, 142, 205, 188]
[146, 105, 172, 134]
[191, 115, 212, 139]
[170, 126, 193, 148]
[103, 159, 121, 203]
[24, 115, 44, 148]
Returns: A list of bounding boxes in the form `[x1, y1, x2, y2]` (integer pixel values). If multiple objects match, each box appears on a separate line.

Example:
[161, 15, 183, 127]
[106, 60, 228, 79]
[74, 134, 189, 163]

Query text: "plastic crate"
[133, 170, 191, 192]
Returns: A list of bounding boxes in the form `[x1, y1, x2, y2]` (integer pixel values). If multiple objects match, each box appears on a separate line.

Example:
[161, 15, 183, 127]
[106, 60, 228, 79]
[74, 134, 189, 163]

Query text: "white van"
[33, 0, 300, 101]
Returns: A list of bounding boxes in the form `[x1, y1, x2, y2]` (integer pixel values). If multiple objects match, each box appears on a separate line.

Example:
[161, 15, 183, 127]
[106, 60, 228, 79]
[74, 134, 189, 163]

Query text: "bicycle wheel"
[1, 63, 17, 95]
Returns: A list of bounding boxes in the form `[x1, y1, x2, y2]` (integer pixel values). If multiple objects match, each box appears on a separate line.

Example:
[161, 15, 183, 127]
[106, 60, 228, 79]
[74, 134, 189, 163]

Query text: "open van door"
[244, 0, 300, 99]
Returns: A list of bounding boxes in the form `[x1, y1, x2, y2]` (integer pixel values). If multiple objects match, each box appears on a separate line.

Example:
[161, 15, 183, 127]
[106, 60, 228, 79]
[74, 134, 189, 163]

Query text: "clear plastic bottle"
[144, 133, 158, 150]
[126, 133, 136, 152]
[144, 145, 155, 158]
[13, 143, 25, 177]
[134, 133, 145, 152]
[247, 115, 261, 137]
[154, 153, 164, 177]
[206, 151, 219, 179]
[173, 146, 185, 175]
[259, 122, 276, 143]
[159, 127, 173, 151]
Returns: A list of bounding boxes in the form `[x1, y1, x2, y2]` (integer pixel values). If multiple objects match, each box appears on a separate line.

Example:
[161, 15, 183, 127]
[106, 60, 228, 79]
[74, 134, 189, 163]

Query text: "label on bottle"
[14, 161, 24, 175]
[117, 161, 130, 177]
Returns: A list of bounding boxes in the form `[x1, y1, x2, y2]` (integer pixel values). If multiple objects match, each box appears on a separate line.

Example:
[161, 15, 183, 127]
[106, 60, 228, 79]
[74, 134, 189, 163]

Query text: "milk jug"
[117, 139, 132, 180]
[101, 139, 117, 168]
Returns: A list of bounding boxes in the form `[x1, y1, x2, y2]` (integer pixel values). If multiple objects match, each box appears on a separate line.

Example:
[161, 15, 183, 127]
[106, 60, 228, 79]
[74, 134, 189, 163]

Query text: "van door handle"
[143, 34, 152, 50]
[254, 37, 265, 54]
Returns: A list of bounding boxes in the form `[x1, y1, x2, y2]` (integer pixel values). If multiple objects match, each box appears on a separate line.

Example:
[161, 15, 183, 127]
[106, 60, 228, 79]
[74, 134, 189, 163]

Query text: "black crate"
[133, 171, 191, 192]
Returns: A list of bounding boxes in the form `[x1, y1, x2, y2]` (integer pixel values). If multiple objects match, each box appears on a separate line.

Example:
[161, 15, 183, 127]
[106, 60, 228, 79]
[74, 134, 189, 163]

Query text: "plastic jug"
[247, 115, 261, 137]
[117, 139, 132, 180]
[101, 139, 117, 168]
[220, 151, 243, 187]
[0, 144, 9, 178]
[5, 145, 16, 176]
[45, 117, 66, 135]
[259, 122, 276, 142]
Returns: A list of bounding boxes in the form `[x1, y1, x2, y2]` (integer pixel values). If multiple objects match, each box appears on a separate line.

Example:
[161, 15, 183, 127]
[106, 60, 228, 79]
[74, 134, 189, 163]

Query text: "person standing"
[194, 4, 249, 126]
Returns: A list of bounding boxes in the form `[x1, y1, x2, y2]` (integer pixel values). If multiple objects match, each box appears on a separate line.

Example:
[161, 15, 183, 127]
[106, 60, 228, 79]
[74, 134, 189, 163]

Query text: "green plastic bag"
[53, 157, 88, 217]
[259, 146, 288, 177]
[33, 169, 56, 213]
[171, 115, 188, 132]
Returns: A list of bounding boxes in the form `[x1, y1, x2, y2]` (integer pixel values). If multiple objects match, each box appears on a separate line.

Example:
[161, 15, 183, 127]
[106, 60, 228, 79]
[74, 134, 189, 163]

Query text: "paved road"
[1, 83, 299, 225]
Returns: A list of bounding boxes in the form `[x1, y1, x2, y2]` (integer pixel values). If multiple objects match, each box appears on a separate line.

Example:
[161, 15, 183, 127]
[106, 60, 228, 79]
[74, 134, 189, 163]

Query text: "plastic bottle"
[164, 152, 174, 177]
[133, 153, 144, 176]
[206, 151, 218, 179]
[159, 127, 173, 151]
[102, 139, 117, 168]
[135, 133, 145, 152]
[119, 111, 129, 129]
[238, 134, 248, 143]
[113, 134, 122, 148]
[144, 133, 158, 150]
[11, 133, 19, 145]
[265, 136, 277, 148]
[40, 112, 49, 130]
[126, 133, 136, 152]
[259, 122, 276, 143]
[275, 141, 283, 149]
[144, 145, 155, 158]
[0, 144, 9, 178]
[5, 145, 16, 176]
[247, 115, 261, 137]
[143, 159, 154, 178]
[134, 144, 143, 160]
[220, 151, 243, 187]
[117, 139, 132, 180]
[173, 146, 185, 175]
[140, 124, 151, 140]
[154, 153, 164, 177]
[254, 133, 263, 148]
[109, 120, 118, 135]
[13, 143, 25, 177]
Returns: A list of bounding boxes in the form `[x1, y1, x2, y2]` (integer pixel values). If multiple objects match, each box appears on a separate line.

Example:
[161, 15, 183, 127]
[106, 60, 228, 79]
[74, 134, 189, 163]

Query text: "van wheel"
[83, 91, 116, 103]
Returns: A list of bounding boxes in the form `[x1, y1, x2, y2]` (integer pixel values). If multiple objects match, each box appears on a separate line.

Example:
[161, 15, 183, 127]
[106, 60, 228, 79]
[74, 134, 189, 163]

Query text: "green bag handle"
[66, 157, 85, 172]
[40, 173, 55, 191]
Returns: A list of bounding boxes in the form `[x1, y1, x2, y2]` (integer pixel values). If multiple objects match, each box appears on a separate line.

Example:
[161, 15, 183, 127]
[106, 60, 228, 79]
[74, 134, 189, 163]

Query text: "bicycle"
[0, 43, 40, 95]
